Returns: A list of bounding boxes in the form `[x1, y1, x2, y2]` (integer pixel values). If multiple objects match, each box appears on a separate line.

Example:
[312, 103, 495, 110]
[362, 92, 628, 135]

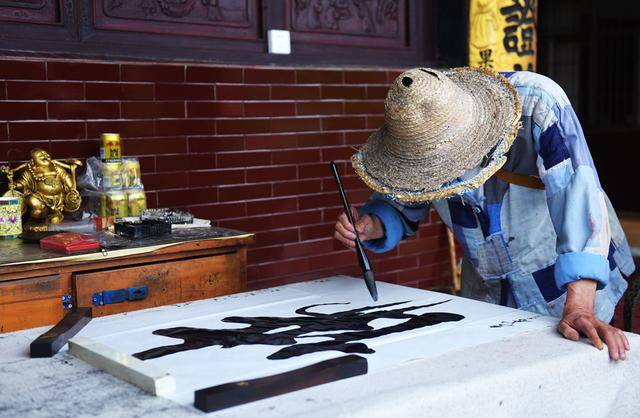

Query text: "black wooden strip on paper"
[194, 354, 368, 413]
[30, 307, 93, 358]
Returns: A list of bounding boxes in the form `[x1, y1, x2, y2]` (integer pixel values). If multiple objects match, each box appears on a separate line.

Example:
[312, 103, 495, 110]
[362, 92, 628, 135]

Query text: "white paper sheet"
[73, 276, 558, 408]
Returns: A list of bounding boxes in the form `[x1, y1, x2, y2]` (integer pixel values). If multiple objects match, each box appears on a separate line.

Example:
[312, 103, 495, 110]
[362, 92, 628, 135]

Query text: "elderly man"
[334, 68, 634, 361]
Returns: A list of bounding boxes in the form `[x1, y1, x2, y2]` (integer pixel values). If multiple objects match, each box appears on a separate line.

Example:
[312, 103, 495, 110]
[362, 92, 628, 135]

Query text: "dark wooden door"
[0, 0, 450, 66]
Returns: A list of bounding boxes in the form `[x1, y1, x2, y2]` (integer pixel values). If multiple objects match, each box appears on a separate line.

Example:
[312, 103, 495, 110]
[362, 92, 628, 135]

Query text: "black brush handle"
[330, 161, 372, 273]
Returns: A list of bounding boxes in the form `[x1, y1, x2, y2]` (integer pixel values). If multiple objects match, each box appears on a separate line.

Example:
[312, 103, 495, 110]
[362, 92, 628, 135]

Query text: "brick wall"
[0, 57, 452, 291]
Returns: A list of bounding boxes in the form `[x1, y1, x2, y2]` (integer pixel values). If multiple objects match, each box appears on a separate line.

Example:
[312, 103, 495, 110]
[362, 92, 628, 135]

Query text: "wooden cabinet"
[0, 228, 253, 333]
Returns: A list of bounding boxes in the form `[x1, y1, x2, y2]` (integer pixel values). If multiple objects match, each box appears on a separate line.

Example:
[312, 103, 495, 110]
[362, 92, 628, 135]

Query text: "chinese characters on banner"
[469, 0, 537, 72]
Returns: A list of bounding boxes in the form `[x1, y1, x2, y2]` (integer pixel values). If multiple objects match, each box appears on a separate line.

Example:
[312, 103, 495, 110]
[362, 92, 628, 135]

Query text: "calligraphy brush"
[329, 161, 378, 302]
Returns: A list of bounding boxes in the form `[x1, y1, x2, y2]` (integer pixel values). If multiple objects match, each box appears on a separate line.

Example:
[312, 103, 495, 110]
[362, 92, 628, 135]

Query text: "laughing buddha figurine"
[1, 149, 82, 226]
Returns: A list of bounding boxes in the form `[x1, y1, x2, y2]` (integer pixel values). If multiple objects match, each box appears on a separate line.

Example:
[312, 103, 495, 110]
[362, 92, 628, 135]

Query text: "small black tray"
[140, 208, 193, 224]
[114, 220, 171, 239]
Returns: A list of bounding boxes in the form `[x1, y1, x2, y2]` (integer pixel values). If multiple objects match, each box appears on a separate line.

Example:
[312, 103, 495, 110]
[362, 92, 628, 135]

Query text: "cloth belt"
[495, 168, 545, 190]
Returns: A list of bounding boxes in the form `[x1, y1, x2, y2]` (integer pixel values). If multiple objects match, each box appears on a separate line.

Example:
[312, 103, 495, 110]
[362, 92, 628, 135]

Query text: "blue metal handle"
[92, 285, 148, 306]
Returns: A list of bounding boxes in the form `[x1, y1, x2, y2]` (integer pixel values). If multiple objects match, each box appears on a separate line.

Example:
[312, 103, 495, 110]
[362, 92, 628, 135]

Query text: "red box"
[40, 232, 100, 255]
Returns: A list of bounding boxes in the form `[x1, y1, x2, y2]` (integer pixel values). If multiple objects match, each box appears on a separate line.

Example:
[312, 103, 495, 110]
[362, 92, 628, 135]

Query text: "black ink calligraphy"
[490, 315, 540, 328]
[500, 0, 536, 59]
[133, 300, 465, 361]
[478, 49, 495, 68]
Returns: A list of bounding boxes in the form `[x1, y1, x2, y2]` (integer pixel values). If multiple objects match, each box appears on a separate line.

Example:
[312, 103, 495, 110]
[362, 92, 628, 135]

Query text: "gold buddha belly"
[36, 175, 63, 195]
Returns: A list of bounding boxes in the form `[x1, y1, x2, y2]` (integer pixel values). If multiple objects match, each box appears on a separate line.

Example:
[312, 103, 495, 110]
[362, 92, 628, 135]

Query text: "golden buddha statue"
[1, 149, 82, 226]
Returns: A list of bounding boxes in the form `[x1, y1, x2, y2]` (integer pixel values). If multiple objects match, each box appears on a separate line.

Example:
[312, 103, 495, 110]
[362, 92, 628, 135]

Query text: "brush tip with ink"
[363, 270, 378, 302]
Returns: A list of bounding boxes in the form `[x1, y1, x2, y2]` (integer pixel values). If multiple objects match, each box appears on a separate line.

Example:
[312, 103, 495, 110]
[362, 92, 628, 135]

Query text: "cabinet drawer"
[74, 252, 243, 317]
[0, 298, 63, 334]
[0, 275, 61, 304]
[0, 275, 63, 333]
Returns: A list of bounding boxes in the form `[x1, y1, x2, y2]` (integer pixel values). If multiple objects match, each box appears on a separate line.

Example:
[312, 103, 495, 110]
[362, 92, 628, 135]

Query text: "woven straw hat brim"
[351, 67, 521, 202]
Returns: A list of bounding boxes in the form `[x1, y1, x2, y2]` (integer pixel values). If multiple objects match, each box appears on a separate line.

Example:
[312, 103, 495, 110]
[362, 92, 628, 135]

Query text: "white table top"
[1, 276, 639, 418]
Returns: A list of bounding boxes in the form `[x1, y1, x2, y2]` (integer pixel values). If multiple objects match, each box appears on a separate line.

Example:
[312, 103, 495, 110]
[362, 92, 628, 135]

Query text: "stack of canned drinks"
[99, 133, 147, 219]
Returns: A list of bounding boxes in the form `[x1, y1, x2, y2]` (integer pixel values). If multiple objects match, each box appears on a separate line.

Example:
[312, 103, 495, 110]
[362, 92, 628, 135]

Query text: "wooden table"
[0, 227, 254, 333]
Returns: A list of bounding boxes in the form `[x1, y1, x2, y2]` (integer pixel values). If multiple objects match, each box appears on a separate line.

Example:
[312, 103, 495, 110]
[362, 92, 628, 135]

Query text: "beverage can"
[100, 133, 122, 162]
[122, 158, 142, 188]
[106, 190, 128, 218]
[126, 189, 147, 217]
[102, 162, 123, 190]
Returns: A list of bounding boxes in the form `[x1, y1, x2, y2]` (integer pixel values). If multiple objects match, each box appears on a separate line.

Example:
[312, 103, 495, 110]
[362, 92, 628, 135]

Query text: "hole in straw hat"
[419, 68, 442, 79]
[402, 77, 413, 87]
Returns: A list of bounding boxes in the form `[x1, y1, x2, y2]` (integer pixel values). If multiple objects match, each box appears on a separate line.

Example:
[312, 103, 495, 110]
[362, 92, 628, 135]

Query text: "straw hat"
[351, 67, 521, 202]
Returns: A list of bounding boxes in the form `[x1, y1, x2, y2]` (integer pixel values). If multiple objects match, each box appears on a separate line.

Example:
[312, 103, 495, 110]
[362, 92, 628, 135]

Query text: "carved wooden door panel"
[0, 0, 77, 44]
[286, 0, 408, 48]
[0, 0, 61, 24]
[93, 0, 262, 40]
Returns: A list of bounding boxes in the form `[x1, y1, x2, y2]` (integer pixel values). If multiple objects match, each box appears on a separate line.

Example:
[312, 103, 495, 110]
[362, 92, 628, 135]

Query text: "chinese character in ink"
[500, 0, 535, 57]
[478, 49, 494, 68]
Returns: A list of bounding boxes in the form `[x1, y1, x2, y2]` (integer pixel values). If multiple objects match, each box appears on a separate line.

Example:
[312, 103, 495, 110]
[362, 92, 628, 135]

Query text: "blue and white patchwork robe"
[360, 71, 634, 322]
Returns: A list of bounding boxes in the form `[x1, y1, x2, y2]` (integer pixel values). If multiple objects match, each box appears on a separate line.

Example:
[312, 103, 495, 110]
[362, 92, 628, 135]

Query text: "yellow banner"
[469, 0, 537, 72]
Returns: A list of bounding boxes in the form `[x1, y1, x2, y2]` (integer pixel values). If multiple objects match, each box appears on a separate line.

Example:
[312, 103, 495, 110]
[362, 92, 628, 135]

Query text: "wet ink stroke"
[490, 315, 540, 328]
[133, 300, 465, 361]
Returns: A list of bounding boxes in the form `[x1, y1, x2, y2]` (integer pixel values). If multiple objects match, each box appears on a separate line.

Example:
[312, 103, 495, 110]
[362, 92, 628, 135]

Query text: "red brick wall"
[0, 57, 452, 291]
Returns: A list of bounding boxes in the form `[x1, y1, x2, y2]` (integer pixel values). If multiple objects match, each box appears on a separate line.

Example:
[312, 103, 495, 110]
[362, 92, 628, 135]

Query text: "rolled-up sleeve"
[359, 193, 431, 253]
[532, 77, 611, 290]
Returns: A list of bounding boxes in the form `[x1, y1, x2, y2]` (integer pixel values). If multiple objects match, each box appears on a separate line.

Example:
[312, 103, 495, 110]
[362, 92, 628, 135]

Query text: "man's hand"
[334, 209, 384, 249]
[557, 279, 630, 361]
